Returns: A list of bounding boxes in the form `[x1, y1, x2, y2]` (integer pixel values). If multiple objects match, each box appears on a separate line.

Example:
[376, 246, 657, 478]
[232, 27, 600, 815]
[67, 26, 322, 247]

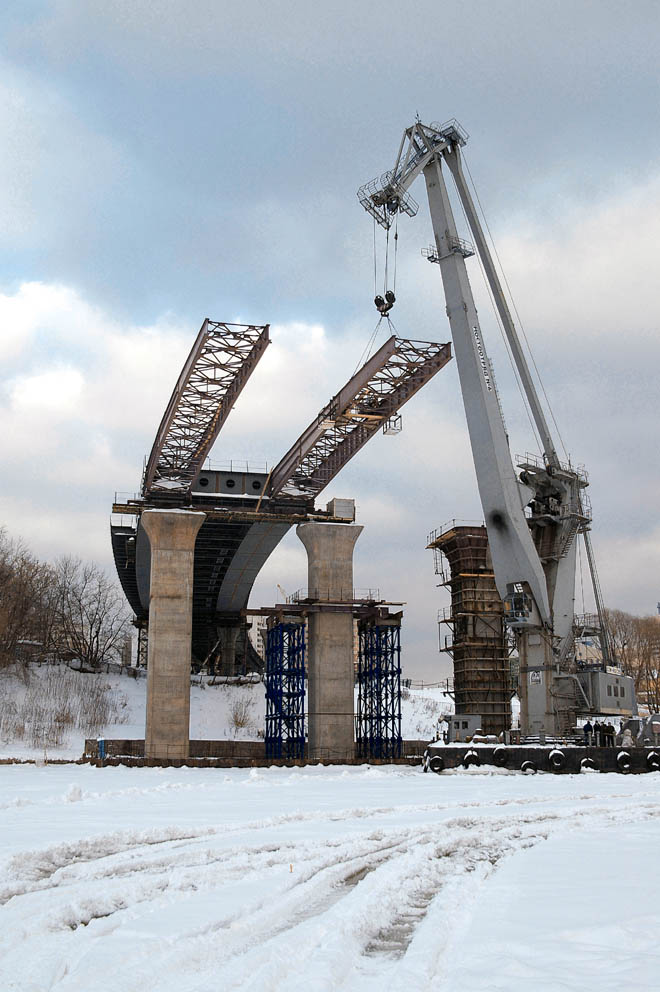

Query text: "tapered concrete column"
[141, 509, 205, 759]
[216, 626, 240, 676]
[297, 521, 363, 761]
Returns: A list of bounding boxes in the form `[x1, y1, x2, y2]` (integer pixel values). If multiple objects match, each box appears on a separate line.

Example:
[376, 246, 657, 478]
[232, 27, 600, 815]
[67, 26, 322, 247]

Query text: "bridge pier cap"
[141, 509, 206, 760]
[296, 514, 362, 602]
[141, 508, 206, 550]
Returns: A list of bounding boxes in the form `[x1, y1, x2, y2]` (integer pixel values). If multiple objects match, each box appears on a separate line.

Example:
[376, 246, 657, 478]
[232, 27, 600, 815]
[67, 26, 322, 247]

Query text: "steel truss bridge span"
[268, 336, 451, 500]
[112, 320, 451, 673]
[142, 320, 270, 499]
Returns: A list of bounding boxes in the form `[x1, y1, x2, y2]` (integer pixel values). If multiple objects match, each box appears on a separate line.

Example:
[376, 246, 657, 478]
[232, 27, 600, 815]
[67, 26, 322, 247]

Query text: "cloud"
[10, 366, 84, 414]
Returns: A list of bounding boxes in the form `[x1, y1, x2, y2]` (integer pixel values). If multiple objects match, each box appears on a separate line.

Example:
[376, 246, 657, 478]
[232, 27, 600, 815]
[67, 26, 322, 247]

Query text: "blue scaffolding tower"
[265, 621, 306, 759]
[356, 621, 402, 759]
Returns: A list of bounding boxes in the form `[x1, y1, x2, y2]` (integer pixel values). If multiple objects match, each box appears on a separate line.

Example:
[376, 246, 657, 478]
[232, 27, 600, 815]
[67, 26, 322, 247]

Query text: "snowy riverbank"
[0, 664, 455, 761]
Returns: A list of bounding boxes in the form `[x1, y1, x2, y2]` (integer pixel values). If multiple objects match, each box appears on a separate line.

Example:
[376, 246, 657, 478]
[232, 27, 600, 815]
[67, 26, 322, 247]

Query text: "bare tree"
[635, 617, 660, 713]
[50, 556, 131, 670]
[604, 607, 660, 710]
[0, 529, 53, 668]
[605, 608, 640, 678]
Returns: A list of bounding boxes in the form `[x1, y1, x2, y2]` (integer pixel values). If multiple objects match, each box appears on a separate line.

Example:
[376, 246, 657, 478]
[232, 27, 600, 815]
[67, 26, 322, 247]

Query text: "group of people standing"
[583, 720, 619, 747]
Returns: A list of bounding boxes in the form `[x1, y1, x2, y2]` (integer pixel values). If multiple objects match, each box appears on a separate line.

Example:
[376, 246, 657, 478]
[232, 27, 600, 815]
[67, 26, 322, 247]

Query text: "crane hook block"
[374, 291, 395, 316]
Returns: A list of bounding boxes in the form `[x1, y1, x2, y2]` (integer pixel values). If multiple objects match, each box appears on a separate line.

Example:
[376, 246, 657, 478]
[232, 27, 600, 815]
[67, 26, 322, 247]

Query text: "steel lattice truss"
[268, 336, 451, 499]
[142, 320, 270, 497]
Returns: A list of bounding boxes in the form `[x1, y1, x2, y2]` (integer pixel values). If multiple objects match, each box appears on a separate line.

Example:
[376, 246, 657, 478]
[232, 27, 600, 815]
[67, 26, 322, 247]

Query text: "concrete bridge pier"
[141, 509, 206, 760]
[215, 625, 240, 676]
[297, 519, 363, 761]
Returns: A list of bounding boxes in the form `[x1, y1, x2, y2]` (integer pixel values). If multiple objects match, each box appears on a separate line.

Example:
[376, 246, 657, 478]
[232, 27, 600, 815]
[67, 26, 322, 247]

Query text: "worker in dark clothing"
[593, 720, 602, 746]
[583, 720, 593, 746]
[606, 722, 616, 747]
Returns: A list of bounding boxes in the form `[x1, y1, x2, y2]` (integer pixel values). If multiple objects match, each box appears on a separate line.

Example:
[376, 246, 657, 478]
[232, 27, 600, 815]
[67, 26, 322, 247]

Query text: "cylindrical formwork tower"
[428, 523, 510, 736]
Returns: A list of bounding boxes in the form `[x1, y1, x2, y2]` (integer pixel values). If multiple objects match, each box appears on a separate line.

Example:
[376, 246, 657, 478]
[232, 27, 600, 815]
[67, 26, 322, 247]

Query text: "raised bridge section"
[112, 321, 451, 672]
[142, 320, 270, 498]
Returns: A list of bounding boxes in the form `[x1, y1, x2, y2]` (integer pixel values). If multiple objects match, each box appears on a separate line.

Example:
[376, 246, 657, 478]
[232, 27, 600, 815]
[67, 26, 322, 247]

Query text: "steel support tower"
[265, 621, 306, 759]
[356, 618, 402, 759]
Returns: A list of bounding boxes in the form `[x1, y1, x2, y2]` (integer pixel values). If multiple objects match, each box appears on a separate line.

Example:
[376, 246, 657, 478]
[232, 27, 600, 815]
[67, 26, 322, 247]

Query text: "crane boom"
[360, 121, 558, 466]
[359, 120, 589, 734]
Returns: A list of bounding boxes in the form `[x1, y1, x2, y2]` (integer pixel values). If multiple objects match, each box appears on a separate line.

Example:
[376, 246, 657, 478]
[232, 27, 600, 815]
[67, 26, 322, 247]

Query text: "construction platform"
[423, 744, 660, 775]
[83, 738, 427, 768]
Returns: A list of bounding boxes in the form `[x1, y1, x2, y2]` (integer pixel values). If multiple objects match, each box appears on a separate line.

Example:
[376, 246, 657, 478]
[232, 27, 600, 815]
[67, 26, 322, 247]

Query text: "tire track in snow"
[3, 780, 659, 992]
[16, 802, 652, 992]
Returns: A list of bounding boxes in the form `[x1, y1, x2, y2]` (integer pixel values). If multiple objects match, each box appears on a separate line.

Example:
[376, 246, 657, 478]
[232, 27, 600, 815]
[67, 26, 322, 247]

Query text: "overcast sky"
[1, 1, 659, 678]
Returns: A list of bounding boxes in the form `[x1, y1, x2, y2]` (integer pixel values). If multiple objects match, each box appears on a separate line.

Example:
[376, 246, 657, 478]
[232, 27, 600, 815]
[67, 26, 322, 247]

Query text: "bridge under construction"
[111, 321, 450, 726]
[110, 319, 451, 759]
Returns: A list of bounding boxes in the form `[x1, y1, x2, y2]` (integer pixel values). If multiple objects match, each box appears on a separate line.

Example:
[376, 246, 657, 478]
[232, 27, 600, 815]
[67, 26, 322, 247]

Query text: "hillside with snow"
[0, 664, 455, 760]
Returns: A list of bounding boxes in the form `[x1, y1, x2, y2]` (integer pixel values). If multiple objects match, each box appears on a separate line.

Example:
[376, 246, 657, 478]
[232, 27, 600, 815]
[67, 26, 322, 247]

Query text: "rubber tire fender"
[647, 751, 660, 772]
[580, 756, 597, 771]
[521, 760, 537, 774]
[548, 748, 566, 772]
[617, 751, 632, 773]
[492, 745, 508, 767]
[429, 755, 444, 774]
[463, 749, 480, 768]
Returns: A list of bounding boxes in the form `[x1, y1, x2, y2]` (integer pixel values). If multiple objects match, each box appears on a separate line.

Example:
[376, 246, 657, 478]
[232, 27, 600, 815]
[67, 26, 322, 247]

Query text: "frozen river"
[1, 762, 659, 991]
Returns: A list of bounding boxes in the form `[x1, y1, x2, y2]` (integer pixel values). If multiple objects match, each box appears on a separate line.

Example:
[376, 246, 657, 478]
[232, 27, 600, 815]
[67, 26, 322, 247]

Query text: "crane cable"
[353, 315, 385, 374]
[353, 313, 401, 374]
[462, 152, 569, 463]
[384, 221, 390, 293]
[357, 214, 400, 374]
[392, 213, 399, 295]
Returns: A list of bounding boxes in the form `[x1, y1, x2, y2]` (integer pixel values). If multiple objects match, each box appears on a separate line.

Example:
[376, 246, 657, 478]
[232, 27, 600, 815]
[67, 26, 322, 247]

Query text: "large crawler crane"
[359, 120, 592, 736]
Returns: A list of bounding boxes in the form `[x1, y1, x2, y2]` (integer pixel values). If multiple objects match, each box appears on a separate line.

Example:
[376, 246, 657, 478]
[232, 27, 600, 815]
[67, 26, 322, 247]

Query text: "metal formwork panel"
[265, 622, 306, 759]
[356, 622, 402, 759]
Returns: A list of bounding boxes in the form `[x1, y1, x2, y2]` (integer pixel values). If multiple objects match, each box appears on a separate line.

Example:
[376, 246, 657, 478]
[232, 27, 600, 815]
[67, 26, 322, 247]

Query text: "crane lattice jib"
[142, 320, 270, 497]
[268, 336, 451, 500]
[357, 119, 468, 230]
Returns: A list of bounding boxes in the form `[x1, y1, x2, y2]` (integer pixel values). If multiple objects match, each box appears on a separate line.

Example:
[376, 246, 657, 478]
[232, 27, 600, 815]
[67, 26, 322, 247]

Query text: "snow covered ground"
[1, 762, 659, 992]
[3, 667, 654, 991]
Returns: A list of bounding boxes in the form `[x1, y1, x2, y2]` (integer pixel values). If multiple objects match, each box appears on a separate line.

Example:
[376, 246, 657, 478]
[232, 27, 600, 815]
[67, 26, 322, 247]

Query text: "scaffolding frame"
[136, 621, 148, 668]
[428, 523, 510, 736]
[265, 621, 306, 759]
[356, 621, 402, 759]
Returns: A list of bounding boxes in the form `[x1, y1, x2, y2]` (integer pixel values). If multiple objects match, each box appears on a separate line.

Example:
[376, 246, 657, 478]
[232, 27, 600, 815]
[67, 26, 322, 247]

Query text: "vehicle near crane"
[358, 120, 630, 738]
